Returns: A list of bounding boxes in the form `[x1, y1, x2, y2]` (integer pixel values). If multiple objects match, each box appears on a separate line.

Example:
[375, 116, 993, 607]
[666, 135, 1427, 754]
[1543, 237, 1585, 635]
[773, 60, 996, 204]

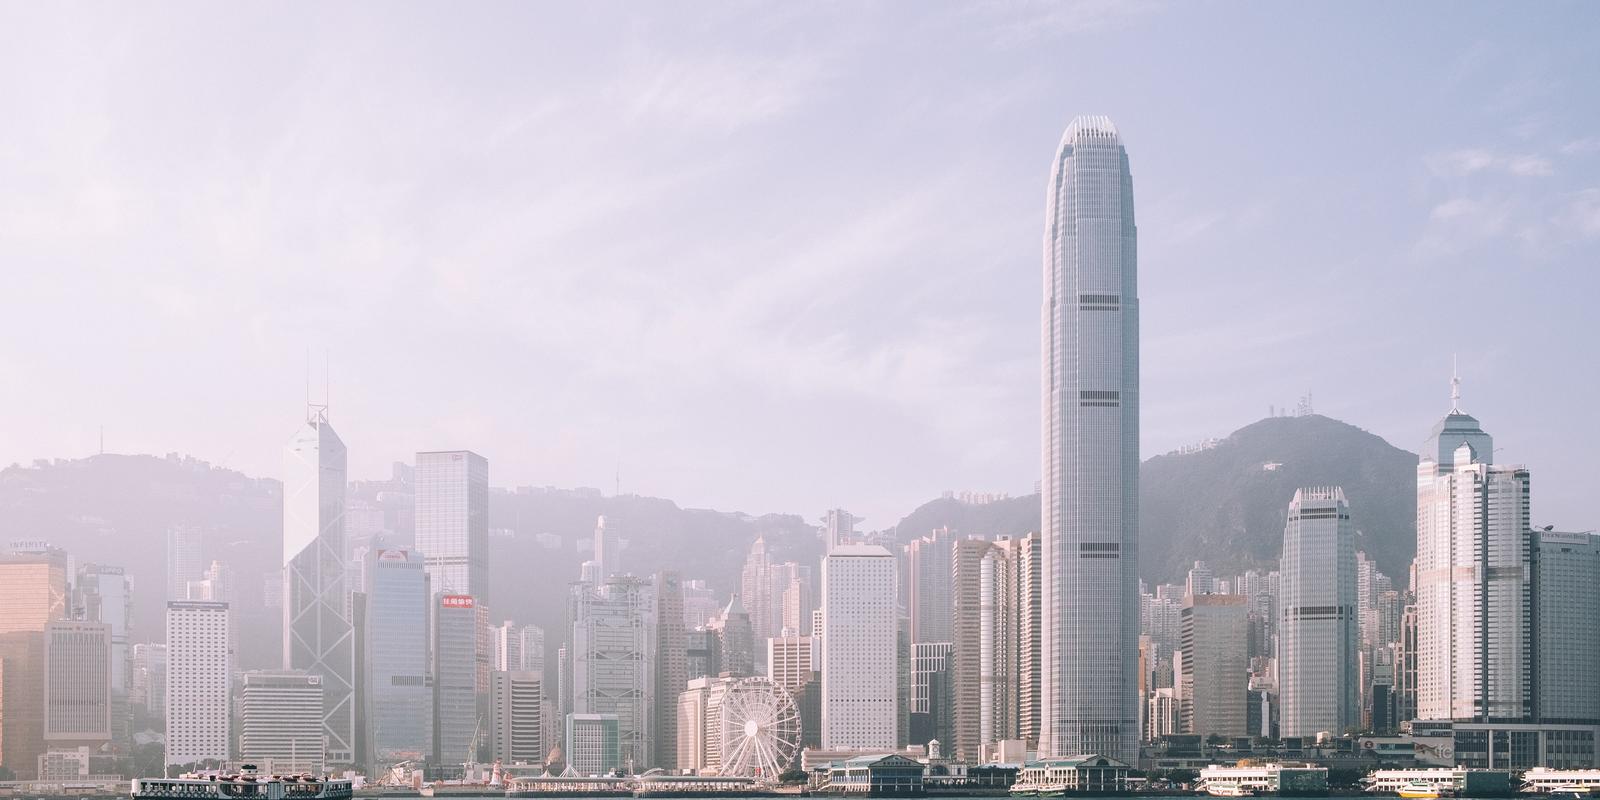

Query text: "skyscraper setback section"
[1039, 115, 1140, 762]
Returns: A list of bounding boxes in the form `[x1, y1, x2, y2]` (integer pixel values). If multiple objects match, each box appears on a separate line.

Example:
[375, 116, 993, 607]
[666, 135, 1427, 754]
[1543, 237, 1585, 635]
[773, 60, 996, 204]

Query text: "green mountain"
[894, 414, 1419, 583]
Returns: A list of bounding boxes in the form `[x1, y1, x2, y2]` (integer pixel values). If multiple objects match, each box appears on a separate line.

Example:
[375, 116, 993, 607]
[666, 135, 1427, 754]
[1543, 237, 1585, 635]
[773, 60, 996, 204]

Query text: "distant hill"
[892, 414, 1419, 583]
[0, 413, 1418, 671]
[0, 454, 819, 673]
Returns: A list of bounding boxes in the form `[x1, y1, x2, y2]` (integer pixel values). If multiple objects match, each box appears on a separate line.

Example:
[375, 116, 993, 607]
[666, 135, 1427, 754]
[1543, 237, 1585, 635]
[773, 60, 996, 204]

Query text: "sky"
[1, 2, 1597, 530]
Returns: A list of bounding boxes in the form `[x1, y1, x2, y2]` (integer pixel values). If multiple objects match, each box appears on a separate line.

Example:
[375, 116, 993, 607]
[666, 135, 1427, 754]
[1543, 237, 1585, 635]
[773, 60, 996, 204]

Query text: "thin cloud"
[1425, 148, 1551, 177]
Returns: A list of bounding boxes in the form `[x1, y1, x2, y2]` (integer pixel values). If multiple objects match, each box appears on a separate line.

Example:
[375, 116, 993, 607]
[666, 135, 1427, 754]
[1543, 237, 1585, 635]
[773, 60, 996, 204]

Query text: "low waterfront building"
[1197, 763, 1327, 796]
[1011, 755, 1131, 794]
[824, 753, 925, 795]
[1523, 768, 1600, 792]
[1362, 768, 1517, 796]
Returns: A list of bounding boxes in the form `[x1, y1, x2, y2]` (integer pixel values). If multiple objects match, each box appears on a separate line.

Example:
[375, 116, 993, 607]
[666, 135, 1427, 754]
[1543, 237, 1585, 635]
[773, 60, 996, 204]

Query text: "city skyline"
[2, 0, 1600, 787]
[1, 4, 1597, 529]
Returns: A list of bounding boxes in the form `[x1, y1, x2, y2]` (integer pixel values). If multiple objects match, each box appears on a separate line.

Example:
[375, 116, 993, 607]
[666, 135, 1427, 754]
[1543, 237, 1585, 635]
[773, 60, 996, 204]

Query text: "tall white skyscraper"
[1415, 382, 1534, 723]
[592, 515, 617, 580]
[165, 600, 230, 768]
[283, 407, 355, 765]
[416, 451, 490, 602]
[820, 544, 897, 749]
[1278, 487, 1358, 737]
[1040, 115, 1140, 761]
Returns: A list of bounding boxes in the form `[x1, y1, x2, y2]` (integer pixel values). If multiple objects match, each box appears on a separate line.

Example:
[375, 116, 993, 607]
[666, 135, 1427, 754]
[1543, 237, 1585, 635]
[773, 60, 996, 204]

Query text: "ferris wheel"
[717, 676, 801, 780]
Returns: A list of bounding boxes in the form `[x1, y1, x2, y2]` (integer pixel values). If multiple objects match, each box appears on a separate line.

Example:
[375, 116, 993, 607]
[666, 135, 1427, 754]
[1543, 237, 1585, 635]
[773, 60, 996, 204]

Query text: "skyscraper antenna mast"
[1451, 355, 1461, 413]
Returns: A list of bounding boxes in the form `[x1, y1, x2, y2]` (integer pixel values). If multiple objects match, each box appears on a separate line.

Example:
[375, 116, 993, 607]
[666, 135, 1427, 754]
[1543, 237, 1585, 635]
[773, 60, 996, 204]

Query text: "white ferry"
[1364, 768, 1474, 798]
[132, 765, 354, 800]
[1524, 770, 1600, 796]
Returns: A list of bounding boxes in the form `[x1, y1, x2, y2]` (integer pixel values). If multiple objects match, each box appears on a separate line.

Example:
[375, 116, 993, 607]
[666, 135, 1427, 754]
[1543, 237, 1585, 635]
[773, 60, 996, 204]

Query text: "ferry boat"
[1397, 782, 1446, 800]
[132, 765, 354, 800]
[1545, 787, 1592, 800]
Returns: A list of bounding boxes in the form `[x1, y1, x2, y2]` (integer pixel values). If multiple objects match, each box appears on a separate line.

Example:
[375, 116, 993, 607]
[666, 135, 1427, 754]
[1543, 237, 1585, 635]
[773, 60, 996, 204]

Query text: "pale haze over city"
[1, 1, 1599, 792]
[2, 3, 1596, 526]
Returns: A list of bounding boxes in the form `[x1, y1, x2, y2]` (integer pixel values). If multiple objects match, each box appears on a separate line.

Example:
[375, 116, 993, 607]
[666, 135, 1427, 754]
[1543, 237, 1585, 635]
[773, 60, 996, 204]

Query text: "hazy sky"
[2, 2, 1597, 530]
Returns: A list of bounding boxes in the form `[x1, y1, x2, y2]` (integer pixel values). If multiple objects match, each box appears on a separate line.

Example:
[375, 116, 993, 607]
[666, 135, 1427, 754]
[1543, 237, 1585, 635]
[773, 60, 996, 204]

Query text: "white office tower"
[768, 635, 815, 691]
[1185, 562, 1214, 598]
[130, 643, 167, 717]
[520, 624, 546, 675]
[1040, 115, 1140, 762]
[820, 544, 897, 749]
[822, 509, 857, 553]
[283, 407, 355, 766]
[490, 671, 543, 765]
[165, 601, 230, 768]
[1536, 531, 1600, 723]
[653, 571, 687, 771]
[74, 565, 132, 697]
[1278, 487, 1358, 737]
[416, 451, 490, 602]
[239, 671, 325, 773]
[592, 515, 615, 580]
[491, 621, 524, 672]
[166, 525, 204, 601]
[1415, 382, 1534, 722]
[43, 621, 113, 749]
[569, 577, 650, 770]
[739, 539, 772, 646]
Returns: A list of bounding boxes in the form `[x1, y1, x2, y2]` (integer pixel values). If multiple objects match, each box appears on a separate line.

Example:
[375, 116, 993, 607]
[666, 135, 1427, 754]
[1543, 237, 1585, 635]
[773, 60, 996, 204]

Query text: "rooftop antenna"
[305, 346, 329, 425]
[1450, 355, 1461, 413]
